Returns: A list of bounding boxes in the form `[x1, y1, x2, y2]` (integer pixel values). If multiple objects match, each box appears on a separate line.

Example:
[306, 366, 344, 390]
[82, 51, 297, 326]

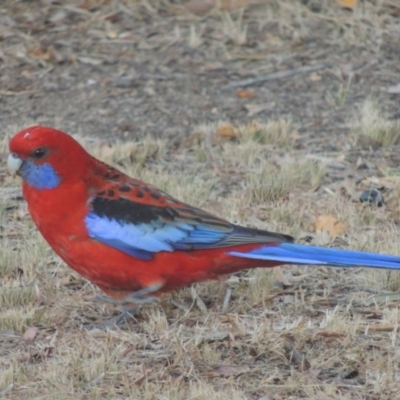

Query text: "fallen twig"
[0, 90, 40, 96]
[222, 64, 326, 90]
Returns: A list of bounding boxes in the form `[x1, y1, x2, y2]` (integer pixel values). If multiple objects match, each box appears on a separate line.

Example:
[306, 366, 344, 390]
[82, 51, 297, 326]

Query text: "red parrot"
[7, 126, 400, 327]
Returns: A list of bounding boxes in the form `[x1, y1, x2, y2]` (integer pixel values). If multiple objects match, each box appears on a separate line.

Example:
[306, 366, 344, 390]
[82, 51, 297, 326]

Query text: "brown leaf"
[315, 215, 346, 237]
[214, 123, 237, 140]
[23, 327, 39, 341]
[236, 89, 256, 99]
[28, 46, 53, 62]
[337, 0, 357, 9]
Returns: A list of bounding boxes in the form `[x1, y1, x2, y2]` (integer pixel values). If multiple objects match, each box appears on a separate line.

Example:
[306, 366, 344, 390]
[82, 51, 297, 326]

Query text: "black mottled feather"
[91, 197, 180, 225]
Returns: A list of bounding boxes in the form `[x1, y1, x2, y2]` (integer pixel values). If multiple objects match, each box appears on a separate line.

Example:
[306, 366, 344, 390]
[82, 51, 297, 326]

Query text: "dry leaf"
[273, 267, 293, 286]
[23, 327, 39, 341]
[337, 0, 357, 9]
[28, 46, 53, 61]
[214, 123, 237, 140]
[236, 89, 256, 99]
[315, 215, 346, 237]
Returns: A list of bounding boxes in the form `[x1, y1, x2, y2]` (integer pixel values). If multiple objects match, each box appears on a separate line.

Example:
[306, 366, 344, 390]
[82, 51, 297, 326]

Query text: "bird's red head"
[8, 126, 91, 189]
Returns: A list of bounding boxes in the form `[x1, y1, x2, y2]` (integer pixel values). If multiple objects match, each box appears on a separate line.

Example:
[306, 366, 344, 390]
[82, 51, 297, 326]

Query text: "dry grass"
[1, 0, 400, 399]
[2, 114, 400, 399]
[351, 98, 400, 148]
[178, 0, 398, 51]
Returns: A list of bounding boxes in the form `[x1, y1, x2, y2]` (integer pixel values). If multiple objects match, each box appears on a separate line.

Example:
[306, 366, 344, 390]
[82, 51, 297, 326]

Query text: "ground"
[1, 0, 400, 399]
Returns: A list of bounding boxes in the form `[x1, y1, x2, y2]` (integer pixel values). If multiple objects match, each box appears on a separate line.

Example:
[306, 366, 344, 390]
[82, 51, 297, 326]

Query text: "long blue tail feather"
[228, 243, 400, 270]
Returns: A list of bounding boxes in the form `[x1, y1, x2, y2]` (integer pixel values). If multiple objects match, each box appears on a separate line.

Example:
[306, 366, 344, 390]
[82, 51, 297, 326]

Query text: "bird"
[7, 125, 400, 328]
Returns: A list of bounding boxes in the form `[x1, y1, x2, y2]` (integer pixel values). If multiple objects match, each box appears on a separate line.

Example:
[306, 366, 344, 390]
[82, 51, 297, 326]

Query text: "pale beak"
[7, 153, 23, 176]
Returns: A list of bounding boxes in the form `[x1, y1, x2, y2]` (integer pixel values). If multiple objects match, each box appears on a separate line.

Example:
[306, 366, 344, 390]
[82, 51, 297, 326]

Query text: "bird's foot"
[81, 307, 139, 330]
[95, 282, 163, 307]
[81, 282, 163, 330]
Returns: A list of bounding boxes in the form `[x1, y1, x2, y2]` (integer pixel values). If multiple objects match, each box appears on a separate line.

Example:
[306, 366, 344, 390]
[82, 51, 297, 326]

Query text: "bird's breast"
[23, 182, 90, 240]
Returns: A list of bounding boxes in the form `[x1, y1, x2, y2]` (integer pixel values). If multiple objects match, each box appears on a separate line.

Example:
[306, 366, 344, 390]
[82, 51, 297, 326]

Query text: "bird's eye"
[31, 147, 47, 159]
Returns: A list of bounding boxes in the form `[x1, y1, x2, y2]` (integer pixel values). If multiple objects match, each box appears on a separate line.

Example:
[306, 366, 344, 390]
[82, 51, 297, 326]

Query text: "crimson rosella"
[7, 126, 400, 327]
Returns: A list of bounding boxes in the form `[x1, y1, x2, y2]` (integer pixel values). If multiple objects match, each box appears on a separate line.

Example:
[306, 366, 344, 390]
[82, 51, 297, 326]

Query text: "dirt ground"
[1, 0, 400, 399]
[1, 0, 399, 143]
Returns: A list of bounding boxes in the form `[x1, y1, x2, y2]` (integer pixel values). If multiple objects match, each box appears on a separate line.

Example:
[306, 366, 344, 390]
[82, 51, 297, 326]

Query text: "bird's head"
[8, 126, 90, 190]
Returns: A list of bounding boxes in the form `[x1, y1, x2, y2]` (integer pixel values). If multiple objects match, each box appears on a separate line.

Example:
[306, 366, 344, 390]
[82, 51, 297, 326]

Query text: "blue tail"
[228, 243, 400, 270]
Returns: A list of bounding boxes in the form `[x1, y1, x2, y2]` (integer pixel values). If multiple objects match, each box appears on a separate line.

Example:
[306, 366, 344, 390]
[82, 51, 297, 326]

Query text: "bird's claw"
[81, 307, 139, 330]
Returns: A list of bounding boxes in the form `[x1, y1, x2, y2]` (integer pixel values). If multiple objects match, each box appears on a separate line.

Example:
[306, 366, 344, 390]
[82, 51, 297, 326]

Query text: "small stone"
[114, 76, 138, 88]
[359, 189, 383, 207]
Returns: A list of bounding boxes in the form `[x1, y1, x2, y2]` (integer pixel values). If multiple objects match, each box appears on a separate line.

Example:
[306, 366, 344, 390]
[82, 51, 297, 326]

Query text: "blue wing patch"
[84, 195, 293, 260]
[85, 211, 227, 260]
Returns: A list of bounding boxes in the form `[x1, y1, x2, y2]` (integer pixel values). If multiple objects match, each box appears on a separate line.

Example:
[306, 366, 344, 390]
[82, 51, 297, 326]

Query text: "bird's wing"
[84, 179, 293, 260]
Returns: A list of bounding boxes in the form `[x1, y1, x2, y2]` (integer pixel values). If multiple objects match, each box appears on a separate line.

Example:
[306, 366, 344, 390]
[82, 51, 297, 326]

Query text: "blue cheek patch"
[21, 161, 61, 190]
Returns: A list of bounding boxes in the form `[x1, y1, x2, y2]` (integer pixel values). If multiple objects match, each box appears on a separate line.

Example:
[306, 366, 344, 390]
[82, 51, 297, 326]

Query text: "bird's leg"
[95, 282, 163, 307]
[81, 282, 163, 330]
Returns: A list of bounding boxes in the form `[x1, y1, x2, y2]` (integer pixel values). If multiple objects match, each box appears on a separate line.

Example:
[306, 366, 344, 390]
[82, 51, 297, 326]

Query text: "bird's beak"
[7, 153, 23, 176]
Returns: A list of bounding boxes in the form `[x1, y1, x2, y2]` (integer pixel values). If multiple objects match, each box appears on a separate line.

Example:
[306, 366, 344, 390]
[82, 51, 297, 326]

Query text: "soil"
[1, 2, 400, 398]
[1, 0, 399, 150]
